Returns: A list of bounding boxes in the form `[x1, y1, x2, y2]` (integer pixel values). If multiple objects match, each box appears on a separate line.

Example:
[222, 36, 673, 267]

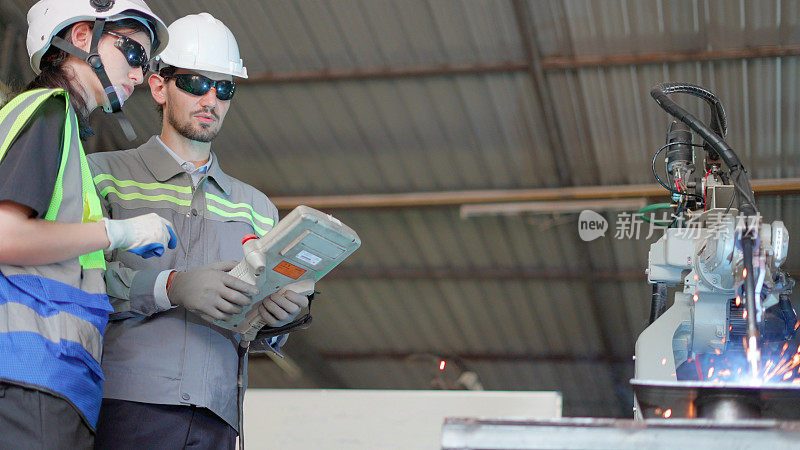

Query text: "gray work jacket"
[88, 136, 279, 429]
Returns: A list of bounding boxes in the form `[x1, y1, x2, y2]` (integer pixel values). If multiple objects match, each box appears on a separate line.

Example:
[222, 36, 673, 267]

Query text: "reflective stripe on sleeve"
[205, 193, 274, 235]
[206, 204, 268, 235]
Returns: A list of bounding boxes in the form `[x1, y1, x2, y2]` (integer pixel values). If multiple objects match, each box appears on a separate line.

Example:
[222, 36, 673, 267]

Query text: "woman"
[0, 0, 173, 447]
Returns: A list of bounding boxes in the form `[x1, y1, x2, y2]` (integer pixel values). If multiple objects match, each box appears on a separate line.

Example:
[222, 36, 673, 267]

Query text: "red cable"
[703, 169, 712, 211]
[695, 357, 704, 380]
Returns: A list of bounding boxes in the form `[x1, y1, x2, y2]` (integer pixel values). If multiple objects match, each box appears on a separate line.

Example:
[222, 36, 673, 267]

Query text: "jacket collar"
[204, 152, 233, 196]
[139, 136, 233, 196]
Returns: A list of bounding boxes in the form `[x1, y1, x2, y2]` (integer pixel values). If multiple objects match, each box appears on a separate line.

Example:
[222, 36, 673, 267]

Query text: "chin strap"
[50, 18, 137, 141]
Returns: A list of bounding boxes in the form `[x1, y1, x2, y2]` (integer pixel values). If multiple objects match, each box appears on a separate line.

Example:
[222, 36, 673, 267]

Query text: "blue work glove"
[127, 225, 177, 258]
[102, 213, 176, 258]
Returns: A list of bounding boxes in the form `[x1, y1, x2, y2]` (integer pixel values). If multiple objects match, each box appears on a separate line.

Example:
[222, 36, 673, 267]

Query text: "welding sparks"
[743, 310, 748, 319]
[663, 409, 672, 418]
[661, 358, 667, 366]
[693, 293, 699, 303]
[743, 268, 748, 279]
[439, 360, 446, 371]
[735, 296, 741, 307]
[686, 334, 800, 385]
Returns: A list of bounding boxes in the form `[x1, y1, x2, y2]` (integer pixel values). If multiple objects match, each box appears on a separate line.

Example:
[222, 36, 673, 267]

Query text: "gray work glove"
[167, 260, 259, 323]
[257, 289, 310, 328]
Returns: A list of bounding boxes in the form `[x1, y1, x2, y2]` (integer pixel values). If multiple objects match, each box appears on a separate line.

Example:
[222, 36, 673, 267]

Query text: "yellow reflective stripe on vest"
[0, 89, 53, 161]
[93, 173, 192, 194]
[73, 112, 104, 269]
[44, 92, 71, 222]
[79, 148, 102, 223]
[0, 302, 103, 362]
[0, 89, 105, 270]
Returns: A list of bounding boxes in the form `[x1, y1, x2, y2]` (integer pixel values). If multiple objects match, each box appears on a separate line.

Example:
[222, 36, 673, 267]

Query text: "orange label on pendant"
[273, 261, 306, 279]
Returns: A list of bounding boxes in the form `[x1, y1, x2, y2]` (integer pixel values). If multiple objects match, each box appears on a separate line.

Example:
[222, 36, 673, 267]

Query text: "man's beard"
[168, 107, 220, 143]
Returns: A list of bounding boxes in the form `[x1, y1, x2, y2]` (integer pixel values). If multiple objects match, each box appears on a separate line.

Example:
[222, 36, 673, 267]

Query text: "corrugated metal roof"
[118, 59, 800, 193]
[2, 0, 800, 419]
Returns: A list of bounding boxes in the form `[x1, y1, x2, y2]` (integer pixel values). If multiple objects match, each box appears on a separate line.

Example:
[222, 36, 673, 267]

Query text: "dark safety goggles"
[167, 73, 236, 101]
[106, 31, 150, 74]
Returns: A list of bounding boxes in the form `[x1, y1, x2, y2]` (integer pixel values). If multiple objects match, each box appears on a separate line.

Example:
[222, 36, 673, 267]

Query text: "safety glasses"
[167, 73, 236, 101]
[106, 31, 150, 74]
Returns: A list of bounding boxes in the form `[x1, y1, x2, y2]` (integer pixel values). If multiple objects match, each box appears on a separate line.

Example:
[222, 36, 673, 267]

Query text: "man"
[88, 13, 309, 449]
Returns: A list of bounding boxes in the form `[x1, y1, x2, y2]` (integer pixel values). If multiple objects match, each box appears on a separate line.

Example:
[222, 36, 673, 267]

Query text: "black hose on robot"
[741, 238, 760, 360]
[649, 282, 668, 325]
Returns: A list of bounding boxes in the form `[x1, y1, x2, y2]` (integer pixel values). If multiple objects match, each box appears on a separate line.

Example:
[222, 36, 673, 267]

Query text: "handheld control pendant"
[215, 205, 361, 341]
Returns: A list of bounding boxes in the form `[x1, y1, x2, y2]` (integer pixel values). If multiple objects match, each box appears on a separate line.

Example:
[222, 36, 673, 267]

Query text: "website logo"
[578, 210, 608, 241]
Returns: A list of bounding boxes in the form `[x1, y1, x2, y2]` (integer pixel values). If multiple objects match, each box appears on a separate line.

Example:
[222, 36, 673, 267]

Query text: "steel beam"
[442, 418, 800, 449]
[542, 45, 800, 70]
[325, 266, 799, 286]
[235, 46, 800, 85]
[268, 178, 800, 210]
[326, 267, 647, 281]
[317, 351, 630, 365]
[511, 0, 571, 187]
[240, 61, 528, 85]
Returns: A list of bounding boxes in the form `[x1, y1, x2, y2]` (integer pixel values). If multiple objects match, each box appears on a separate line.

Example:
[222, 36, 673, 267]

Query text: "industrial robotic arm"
[634, 83, 797, 387]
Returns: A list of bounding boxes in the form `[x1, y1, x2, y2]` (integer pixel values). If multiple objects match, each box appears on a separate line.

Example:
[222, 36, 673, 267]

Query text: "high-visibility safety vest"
[0, 88, 112, 428]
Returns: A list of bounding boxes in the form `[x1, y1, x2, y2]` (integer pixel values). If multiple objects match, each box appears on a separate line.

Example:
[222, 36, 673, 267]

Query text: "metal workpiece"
[695, 395, 760, 421]
[441, 417, 800, 449]
[631, 380, 800, 420]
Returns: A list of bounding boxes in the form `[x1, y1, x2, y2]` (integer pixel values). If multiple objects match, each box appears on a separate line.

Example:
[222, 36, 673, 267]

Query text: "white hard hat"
[27, 0, 169, 74]
[155, 13, 248, 78]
